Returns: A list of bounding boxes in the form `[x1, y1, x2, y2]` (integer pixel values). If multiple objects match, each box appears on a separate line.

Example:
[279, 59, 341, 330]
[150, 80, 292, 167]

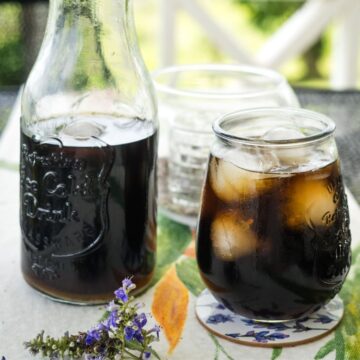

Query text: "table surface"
[1, 88, 360, 360]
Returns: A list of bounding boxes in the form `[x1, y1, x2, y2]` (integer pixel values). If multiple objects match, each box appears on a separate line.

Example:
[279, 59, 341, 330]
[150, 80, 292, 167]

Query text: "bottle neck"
[47, 0, 130, 25]
[22, 0, 158, 128]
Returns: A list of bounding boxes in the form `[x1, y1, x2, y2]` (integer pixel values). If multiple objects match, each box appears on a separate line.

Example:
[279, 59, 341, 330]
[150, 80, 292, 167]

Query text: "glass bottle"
[20, 0, 158, 304]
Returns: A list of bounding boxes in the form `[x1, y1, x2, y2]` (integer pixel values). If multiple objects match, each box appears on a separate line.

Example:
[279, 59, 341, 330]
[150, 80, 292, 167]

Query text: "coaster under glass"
[196, 289, 344, 347]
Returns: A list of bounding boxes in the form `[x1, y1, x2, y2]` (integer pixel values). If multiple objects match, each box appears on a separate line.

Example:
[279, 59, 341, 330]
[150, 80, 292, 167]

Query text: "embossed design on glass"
[196, 108, 351, 321]
[20, 0, 158, 304]
[153, 65, 299, 220]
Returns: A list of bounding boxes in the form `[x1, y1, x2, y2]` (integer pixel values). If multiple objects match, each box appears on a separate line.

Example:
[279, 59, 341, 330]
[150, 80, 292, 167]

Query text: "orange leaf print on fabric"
[152, 265, 189, 354]
[183, 241, 196, 258]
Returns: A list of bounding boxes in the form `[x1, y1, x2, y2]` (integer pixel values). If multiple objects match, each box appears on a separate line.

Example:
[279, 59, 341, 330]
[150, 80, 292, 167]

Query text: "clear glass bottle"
[20, 0, 158, 304]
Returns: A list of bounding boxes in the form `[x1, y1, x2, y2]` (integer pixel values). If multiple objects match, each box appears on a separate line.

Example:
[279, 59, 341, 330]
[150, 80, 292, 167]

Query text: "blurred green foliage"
[0, 0, 329, 87]
[234, 0, 303, 31]
[234, 0, 325, 80]
[0, 3, 24, 85]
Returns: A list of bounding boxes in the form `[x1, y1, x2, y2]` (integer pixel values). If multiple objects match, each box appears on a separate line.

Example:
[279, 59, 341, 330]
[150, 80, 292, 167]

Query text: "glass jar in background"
[20, 0, 158, 304]
[196, 107, 351, 321]
[153, 64, 299, 225]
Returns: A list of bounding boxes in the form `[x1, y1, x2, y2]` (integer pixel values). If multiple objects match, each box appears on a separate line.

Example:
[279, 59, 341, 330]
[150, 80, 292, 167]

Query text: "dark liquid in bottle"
[197, 155, 351, 320]
[20, 117, 157, 303]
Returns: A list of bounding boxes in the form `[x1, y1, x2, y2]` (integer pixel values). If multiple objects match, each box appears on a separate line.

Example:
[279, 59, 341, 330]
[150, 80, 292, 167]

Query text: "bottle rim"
[213, 107, 336, 147]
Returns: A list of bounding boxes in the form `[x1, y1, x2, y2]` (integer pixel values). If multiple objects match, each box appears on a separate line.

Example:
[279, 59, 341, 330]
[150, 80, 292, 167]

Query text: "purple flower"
[267, 323, 290, 331]
[253, 331, 289, 343]
[134, 313, 147, 329]
[227, 330, 289, 343]
[270, 332, 289, 340]
[122, 278, 136, 291]
[241, 319, 289, 331]
[143, 348, 152, 359]
[124, 325, 144, 343]
[96, 322, 109, 332]
[85, 355, 104, 360]
[124, 326, 136, 341]
[314, 315, 334, 324]
[216, 303, 226, 310]
[114, 288, 128, 303]
[85, 329, 101, 346]
[85, 355, 105, 360]
[107, 300, 119, 312]
[148, 325, 161, 340]
[106, 310, 119, 329]
[242, 319, 256, 326]
[254, 331, 271, 343]
[134, 330, 144, 343]
[206, 314, 234, 324]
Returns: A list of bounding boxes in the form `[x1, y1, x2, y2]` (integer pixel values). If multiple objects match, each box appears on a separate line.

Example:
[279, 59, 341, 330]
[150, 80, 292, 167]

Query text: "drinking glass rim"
[152, 64, 288, 100]
[213, 107, 336, 147]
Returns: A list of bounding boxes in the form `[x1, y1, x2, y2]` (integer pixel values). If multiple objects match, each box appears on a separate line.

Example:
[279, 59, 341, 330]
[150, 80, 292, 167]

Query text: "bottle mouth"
[213, 107, 336, 147]
[152, 64, 287, 100]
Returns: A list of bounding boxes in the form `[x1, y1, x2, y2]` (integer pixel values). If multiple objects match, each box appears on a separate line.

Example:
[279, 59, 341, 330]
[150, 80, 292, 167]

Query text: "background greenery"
[0, 0, 335, 87]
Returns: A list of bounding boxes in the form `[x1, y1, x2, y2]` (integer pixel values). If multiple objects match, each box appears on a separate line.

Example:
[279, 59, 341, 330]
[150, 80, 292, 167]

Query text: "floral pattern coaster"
[196, 289, 344, 347]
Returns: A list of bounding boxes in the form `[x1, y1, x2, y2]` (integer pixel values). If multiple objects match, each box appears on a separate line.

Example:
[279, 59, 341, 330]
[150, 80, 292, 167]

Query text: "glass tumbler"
[153, 64, 299, 222]
[196, 108, 351, 321]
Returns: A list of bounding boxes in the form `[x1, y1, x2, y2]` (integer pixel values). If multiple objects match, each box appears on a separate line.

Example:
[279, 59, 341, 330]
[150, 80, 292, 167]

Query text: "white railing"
[159, 0, 360, 90]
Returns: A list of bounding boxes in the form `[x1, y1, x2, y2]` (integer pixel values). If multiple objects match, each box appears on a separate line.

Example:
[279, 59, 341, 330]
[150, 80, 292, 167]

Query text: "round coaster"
[196, 289, 344, 348]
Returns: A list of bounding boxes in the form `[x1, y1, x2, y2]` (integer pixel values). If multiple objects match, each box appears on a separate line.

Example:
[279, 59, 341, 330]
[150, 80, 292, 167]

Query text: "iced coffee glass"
[196, 108, 351, 321]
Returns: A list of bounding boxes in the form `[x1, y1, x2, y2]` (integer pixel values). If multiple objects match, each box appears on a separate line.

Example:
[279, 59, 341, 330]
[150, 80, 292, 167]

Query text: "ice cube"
[61, 121, 104, 140]
[284, 177, 337, 229]
[211, 211, 258, 261]
[263, 126, 312, 170]
[263, 126, 306, 141]
[209, 157, 276, 202]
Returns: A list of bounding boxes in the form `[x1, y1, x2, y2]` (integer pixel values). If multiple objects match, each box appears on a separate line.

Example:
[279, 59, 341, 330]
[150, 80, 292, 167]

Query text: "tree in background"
[0, 4, 25, 86]
[235, 0, 325, 80]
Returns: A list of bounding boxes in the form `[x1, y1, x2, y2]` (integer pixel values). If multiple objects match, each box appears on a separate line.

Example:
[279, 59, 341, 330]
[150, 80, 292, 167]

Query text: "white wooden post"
[160, 0, 177, 67]
[158, 0, 360, 90]
[256, 0, 352, 69]
[175, 0, 254, 64]
[331, 2, 360, 90]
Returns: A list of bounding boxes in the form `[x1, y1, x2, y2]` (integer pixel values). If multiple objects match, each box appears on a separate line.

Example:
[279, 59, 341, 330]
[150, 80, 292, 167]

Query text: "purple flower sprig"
[24, 278, 161, 360]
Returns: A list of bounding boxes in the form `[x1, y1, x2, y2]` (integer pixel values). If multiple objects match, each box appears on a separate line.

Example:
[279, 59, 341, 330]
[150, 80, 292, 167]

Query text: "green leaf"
[271, 348, 283, 360]
[209, 333, 234, 360]
[149, 347, 161, 360]
[314, 338, 336, 359]
[151, 214, 192, 285]
[125, 340, 143, 350]
[335, 329, 345, 360]
[176, 257, 205, 296]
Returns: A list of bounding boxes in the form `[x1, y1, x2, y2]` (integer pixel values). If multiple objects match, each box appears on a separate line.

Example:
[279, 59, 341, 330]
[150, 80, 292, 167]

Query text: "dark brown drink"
[20, 116, 157, 303]
[197, 155, 351, 321]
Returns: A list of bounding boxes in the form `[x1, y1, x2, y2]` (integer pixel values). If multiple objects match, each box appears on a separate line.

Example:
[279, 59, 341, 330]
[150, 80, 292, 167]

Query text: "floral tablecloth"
[1, 162, 360, 360]
[1, 94, 360, 360]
